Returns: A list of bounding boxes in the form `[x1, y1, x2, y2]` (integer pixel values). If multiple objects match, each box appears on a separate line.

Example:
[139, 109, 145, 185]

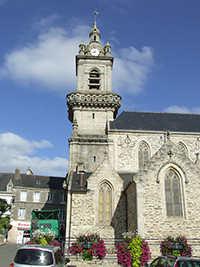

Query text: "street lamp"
[63, 180, 67, 193]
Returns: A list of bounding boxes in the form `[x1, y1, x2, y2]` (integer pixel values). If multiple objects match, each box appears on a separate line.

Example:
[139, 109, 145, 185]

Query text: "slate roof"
[0, 173, 14, 191]
[71, 172, 134, 191]
[0, 172, 65, 191]
[110, 111, 200, 133]
[14, 174, 65, 190]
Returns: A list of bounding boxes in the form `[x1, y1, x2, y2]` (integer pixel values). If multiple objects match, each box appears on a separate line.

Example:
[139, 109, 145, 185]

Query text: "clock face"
[91, 48, 99, 56]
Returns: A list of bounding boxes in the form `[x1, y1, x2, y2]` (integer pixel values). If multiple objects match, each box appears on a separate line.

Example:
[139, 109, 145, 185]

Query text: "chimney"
[79, 172, 84, 187]
[15, 167, 20, 179]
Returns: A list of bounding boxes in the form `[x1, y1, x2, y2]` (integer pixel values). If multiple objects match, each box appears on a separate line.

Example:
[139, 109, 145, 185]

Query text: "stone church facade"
[65, 21, 200, 254]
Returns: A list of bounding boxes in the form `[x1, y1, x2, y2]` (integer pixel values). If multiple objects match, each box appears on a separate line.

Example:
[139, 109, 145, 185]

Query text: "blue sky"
[0, 0, 200, 176]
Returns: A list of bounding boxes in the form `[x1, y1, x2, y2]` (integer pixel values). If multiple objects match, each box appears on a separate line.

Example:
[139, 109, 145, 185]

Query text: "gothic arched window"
[138, 141, 149, 169]
[99, 182, 112, 223]
[165, 169, 182, 217]
[88, 69, 100, 90]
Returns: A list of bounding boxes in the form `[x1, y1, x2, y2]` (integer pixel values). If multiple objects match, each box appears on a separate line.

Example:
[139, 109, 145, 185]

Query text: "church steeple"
[66, 16, 121, 172]
[89, 22, 101, 44]
[66, 18, 121, 131]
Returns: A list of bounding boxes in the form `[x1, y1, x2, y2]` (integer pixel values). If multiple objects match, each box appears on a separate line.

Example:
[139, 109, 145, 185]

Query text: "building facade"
[0, 168, 66, 244]
[65, 21, 200, 255]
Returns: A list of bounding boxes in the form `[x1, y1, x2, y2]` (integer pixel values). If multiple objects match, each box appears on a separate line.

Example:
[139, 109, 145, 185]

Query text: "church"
[65, 20, 200, 254]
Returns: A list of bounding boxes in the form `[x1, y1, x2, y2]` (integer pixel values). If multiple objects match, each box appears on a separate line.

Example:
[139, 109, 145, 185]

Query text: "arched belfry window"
[165, 169, 182, 217]
[89, 69, 100, 90]
[99, 182, 112, 223]
[138, 141, 149, 169]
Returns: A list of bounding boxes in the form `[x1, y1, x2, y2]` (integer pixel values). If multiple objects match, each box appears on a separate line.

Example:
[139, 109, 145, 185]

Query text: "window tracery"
[99, 182, 112, 223]
[138, 141, 149, 169]
[165, 169, 182, 217]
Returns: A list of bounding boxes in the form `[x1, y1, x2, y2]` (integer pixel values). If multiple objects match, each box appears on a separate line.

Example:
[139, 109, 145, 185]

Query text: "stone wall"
[68, 259, 118, 267]
[126, 139, 200, 241]
[66, 158, 127, 249]
[109, 132, 200, 173]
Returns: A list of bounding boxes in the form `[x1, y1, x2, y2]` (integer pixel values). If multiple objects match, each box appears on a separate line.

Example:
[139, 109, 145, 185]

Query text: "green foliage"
[40, 237, 48, 245]
[0, 198, 11, 219]
[160, 236, 192, 257]
[0, 217, 10, 234]
[82, 249, 93, 261]
[117, 232, 151, 267]
[172, 250, 180, 256]
[129, 236, 143, 267]
[26, 229, 60, 247]
[69, 233, 107, 261]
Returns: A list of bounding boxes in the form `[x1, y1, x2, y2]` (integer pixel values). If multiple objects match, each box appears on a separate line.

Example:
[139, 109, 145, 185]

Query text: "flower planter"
[81, 241, 93, 249]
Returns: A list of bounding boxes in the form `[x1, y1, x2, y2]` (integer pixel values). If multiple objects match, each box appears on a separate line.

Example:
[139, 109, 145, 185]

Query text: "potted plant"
[69, 233, 107, 261]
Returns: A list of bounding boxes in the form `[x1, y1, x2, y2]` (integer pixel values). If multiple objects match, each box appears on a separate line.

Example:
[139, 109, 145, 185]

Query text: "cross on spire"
[94, 9, 98, 22]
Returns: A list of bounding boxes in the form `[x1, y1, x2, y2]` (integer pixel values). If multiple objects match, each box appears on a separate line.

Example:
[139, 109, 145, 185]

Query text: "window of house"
[165, 169, 182, 217]
[18, 208, 25, 219]
[20, 191, 27, 201]
[33, 192, 40, 202]
[88, 69, 100, 90]
[60, 193, 66, 203]
[99, 182, 112, 223]
[138, 141, 149, 169]
[7, 185, 12, 192]
[47, 192, 54, 203]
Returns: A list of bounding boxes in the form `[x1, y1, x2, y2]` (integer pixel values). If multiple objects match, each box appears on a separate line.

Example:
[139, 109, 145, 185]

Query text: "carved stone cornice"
[69, 135, 108, 144]
[67, 91, 121, 122]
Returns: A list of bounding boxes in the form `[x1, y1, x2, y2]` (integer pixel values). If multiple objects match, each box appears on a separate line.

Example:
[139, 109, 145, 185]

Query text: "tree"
[0, 198, 11, 219]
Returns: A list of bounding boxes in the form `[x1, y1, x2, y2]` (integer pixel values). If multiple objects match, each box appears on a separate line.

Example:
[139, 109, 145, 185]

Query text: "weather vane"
[94, 8, 98, 22]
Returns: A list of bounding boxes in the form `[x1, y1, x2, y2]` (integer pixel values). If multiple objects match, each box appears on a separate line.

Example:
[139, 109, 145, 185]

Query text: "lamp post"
[62, 179, 68, 250]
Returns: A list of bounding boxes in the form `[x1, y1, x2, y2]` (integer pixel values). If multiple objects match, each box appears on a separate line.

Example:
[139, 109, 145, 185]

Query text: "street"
[0, 242, 22, 267]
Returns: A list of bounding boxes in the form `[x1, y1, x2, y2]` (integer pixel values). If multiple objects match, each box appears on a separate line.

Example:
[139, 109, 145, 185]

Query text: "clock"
[91, 48, 99, 56]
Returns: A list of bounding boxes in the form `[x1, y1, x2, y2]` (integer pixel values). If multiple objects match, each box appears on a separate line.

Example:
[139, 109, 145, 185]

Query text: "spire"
[89, 10, 101, 44]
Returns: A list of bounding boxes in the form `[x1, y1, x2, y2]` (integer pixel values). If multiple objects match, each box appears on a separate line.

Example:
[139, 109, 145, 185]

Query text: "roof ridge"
[122, 110, 200, 116]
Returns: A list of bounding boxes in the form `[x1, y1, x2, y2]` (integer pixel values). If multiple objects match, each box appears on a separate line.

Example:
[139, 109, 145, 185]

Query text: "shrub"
[26, 229, 60, 247]
[117, 242, 132, 267]
[83, 249, 93, 261]
[69, 233, 107, 261]
[160, 236, 192, 257]
[92, 238, 107, 260]
[68, 242, 83, 255]
[117, 232, 151, 267]
[0, 217, 11, 234]
[40, 237, 48, 245]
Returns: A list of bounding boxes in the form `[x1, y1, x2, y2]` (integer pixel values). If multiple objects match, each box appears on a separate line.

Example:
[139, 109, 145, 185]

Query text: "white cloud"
[163, 105, 200, 114]
[113, 46, 154, 95]
[0, 22, 154, 97]
[0, 25, 90, 95]
[0, 132, 68, 176]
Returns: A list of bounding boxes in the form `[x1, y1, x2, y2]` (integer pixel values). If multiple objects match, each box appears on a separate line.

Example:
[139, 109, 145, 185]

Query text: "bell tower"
[67, 19, 121, 172]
